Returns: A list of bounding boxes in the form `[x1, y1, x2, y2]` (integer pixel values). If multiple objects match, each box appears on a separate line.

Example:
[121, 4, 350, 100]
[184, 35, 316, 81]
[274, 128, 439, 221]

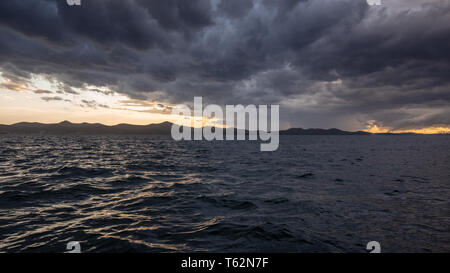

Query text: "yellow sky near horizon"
[364, 125, 450, 134]
[1, 72, 449, 134]
[364, 122, 450, 134]
[0, 72, 181, 126]
[0, 73, 220, 129]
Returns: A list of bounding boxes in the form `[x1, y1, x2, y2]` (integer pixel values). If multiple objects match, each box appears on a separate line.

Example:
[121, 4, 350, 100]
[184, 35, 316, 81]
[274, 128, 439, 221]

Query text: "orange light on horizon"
[365, 126, 450, 134]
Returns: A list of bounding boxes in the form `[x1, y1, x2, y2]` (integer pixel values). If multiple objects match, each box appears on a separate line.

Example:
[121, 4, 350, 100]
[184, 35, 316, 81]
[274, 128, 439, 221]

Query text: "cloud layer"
[0, 0, 449, 130]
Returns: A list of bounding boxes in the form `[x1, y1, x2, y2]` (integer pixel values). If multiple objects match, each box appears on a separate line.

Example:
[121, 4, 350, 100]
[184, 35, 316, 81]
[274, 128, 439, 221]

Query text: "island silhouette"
[0, 121, 398, 135]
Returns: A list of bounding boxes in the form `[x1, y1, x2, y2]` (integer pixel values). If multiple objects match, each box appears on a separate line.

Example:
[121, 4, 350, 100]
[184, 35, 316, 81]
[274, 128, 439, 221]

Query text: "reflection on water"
[0, 135, 449, 252]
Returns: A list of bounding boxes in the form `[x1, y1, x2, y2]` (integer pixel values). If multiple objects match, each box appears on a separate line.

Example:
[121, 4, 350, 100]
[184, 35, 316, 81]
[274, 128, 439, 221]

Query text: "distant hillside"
[280, 128, 371, 135]
[0, 121, 173, 135]
[0, 121, 372, 135]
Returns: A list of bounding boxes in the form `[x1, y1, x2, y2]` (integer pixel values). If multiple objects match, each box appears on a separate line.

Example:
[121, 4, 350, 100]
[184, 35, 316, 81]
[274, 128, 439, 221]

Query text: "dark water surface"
[0, 135, 449, 253]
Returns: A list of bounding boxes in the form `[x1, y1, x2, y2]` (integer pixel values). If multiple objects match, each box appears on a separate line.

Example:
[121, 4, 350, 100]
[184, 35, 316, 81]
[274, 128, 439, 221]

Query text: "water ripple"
[0, 135, 449, 252]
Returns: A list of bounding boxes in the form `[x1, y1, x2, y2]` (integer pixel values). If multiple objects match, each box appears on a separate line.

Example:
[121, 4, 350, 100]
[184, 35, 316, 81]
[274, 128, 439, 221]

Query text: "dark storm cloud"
[0, 0, 65, 44]
[137, 0, 213, 31]
[80, 99, 109, 109]
[218, 0, 254, 18]
[0, 0, 449, 130]
[33, 89, 53, 94]
[41, 96, 64, 102]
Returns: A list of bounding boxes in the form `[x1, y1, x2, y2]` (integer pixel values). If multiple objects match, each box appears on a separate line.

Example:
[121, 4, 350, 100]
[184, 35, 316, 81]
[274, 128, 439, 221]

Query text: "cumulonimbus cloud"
[0, 0, 449, 130]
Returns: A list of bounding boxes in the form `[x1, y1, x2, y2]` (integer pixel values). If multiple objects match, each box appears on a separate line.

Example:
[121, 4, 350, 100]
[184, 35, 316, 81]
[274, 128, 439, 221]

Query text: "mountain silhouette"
[280, 128, 370, 135]
[0, 121, 173, 135]
[0, 121, 376, 135]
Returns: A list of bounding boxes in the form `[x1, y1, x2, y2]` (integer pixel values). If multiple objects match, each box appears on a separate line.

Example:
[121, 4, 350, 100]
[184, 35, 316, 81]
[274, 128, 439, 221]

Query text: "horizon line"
[1, 120, 450, 135]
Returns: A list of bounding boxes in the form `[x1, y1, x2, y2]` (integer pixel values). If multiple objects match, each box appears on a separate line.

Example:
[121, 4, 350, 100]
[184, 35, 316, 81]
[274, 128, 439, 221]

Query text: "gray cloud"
[0, 0, 449, 130]
[33, 89, 53, 94]
[41, 96, 64, 102]
[80, 99, 110, 109]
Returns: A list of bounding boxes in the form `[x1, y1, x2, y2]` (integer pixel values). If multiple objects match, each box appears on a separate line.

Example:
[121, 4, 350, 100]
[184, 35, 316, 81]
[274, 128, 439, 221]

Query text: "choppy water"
[0, 135, 449, 253]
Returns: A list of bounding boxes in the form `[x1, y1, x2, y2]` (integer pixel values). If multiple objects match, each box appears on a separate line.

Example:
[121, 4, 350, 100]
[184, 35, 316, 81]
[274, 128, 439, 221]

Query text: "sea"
[0, 135, 449, 252]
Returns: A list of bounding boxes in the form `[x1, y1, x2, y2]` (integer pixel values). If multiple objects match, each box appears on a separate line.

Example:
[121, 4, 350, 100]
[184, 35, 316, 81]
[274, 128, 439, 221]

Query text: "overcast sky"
[0, 0, 449, 132]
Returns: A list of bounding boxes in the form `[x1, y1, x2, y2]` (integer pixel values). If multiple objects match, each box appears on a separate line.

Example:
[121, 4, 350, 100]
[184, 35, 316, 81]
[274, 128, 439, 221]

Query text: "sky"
[0, 0, 449, 133]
